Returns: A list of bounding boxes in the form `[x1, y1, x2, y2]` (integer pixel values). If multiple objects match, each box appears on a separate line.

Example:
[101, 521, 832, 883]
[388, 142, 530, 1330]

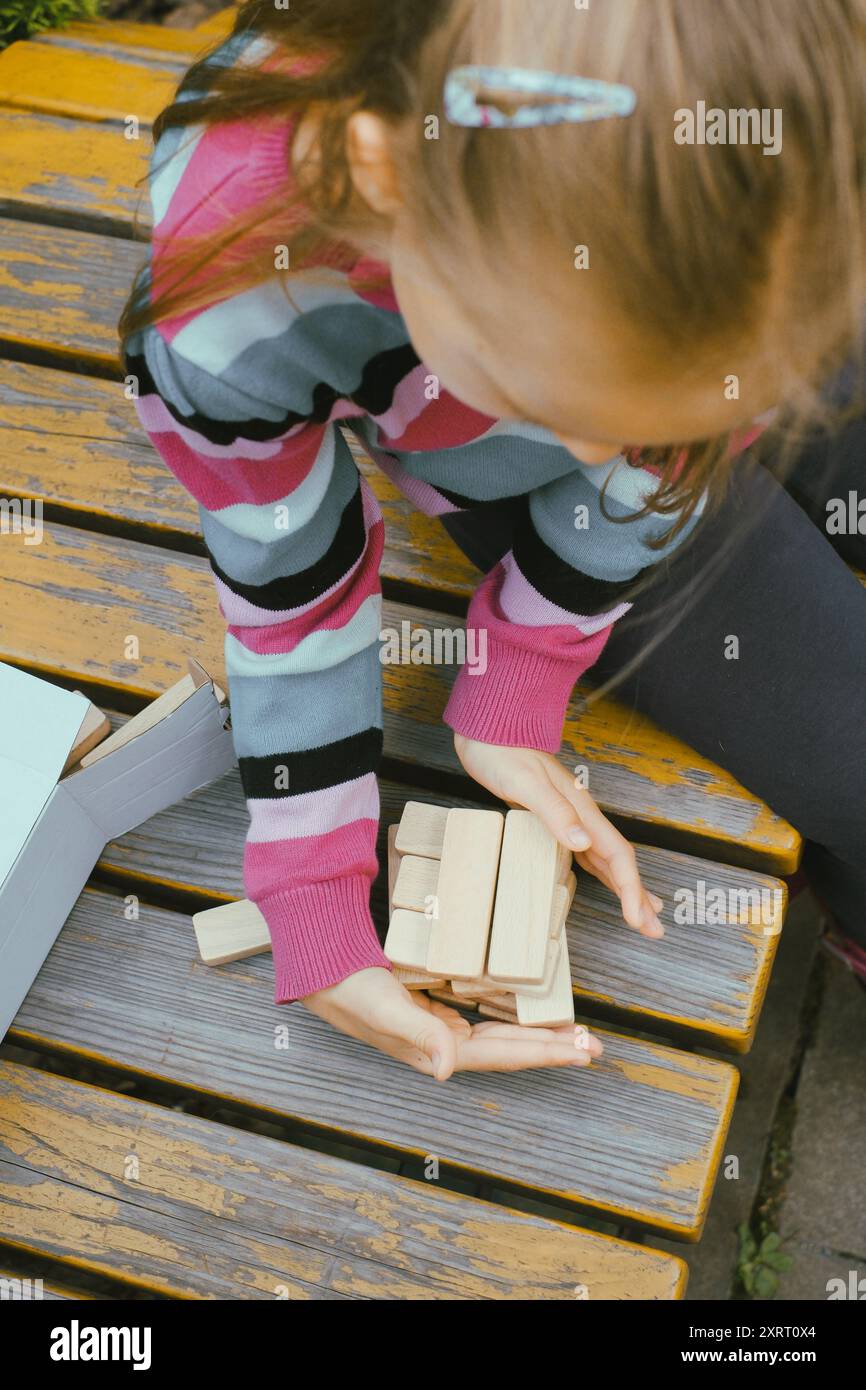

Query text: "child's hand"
[453, 733, 664, 939]
[302, 967, 603, 1081]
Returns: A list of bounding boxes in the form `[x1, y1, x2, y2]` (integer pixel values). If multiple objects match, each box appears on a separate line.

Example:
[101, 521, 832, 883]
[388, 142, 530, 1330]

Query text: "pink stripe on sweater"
[136, 399, 326, 510]
[361, 444, 460, 517]
[498, 551, 633, 634]
[221, 517, 384, 647]
[465, 560, 613, 660]
[246, 773, 380, 846]
[245, 816, 380, 898]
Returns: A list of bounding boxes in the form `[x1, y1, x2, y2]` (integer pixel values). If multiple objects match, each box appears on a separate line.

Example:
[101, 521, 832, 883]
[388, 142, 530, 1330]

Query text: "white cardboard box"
[0, 658, 236, 1039]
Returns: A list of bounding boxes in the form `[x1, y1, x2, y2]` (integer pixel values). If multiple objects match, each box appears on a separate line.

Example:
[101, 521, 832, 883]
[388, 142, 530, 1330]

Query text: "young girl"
[120, 0, 866, 1082]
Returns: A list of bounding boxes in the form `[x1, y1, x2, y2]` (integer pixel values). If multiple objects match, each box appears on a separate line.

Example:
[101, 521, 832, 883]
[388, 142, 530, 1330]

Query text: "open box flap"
[0, 662, 88, 888]
[64, 682, 236, 838]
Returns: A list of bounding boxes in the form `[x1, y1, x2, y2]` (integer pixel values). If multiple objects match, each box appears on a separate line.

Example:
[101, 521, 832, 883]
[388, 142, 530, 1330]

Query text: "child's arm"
[123, 316, 392, 1002]
[439, 464, 704, 936]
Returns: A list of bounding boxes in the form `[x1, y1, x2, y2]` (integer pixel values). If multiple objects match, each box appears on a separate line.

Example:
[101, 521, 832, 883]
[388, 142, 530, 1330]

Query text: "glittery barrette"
[444, 64, 637, 129]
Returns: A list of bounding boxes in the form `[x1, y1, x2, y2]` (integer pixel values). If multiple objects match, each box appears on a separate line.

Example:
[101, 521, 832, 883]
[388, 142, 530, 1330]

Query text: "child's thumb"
[410, 1012, 459, 1082]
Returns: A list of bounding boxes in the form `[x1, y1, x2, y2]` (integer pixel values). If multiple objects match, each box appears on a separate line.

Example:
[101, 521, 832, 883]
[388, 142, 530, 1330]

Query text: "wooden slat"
[0, 110, 148, 232]
[0, 513, 799, 872]
[32, 19, 225, 62]
[0, 44, 181, 125]
[0, 1062, 685, 1300]
[8, 887, 736, 1240]
[95, 756, 783, 1051]
[0, 219, 144, 370]
[0, 1268, 93, 1300]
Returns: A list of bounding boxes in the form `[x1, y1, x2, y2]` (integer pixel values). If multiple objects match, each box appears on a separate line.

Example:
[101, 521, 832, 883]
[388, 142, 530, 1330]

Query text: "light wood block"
[557, 843, 574, 884]
[392, 854, 439, 911]
[394, 971, 448, 991]
[384, 910, 432, 971]
[394, 801, 448, 858]
[516, 934, 575, 1027]
[488, 811, 560, 984]
[79, 673, 196, 767]
[549, 879, 574, 940]
[61, 694, 110, 773]
[477, 1001, 520, 1023]
[426, 809, 504, 979]
[193, 899, 269, 967]
[428, 986, 479, 1010]
[386, 825, 446, 990]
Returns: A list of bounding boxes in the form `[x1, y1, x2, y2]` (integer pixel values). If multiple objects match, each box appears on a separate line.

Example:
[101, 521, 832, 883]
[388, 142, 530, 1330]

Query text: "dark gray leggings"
[440, 426, 866, 944]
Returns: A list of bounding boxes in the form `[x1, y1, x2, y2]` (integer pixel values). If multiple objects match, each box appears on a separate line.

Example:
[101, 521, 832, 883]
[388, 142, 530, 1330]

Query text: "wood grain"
[488, 812, 559, 985]
[0, 1061, 685, 1299]
[0, 218, 145, 370]
[426, 809, 503, 980]
[9, 885, 737, 1238]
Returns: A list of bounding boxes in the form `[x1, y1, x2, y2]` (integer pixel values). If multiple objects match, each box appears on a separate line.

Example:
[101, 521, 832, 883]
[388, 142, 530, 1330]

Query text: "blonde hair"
[121, 0, 866, 545]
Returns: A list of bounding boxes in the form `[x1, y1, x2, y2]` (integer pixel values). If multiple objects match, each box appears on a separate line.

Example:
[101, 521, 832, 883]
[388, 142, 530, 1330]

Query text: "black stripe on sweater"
[512, 497, 653, 614]
[239, 727, 384, 799]
[208, 484, 369, 612]
[123, 340, 420, 449]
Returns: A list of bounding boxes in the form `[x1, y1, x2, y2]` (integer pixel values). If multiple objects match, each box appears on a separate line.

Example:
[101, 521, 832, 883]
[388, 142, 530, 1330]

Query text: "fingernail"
[568, 827, 591, 849]
[431, 1050, 442, 1077]
[571, 1050, 591, 1065]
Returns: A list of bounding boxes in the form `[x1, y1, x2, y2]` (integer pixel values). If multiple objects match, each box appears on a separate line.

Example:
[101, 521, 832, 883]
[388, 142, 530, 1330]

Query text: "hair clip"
[444, 64, 637, 129]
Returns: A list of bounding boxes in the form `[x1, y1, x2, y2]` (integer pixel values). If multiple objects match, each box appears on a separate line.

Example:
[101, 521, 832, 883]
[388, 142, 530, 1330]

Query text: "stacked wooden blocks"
[386, 802, 577, 1027]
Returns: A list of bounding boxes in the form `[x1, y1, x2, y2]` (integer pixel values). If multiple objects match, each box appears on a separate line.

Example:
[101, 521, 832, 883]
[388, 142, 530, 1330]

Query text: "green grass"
[0, 0, 106, 50]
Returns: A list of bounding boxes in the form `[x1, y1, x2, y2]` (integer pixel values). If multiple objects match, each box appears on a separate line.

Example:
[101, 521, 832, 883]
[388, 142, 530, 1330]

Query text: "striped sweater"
[121, 32, 715, 1005]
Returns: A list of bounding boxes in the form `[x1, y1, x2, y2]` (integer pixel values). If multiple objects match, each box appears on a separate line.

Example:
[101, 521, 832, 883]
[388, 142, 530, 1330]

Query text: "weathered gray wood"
[10, 885, 737, 1238]
[0, 1061, 686, 1299]
[0, 1269, 82, 1300]
[0, 217, 145, 370]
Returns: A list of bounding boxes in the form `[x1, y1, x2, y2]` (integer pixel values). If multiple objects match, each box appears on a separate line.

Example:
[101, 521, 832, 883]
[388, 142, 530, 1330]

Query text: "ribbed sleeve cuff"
[442, 635, 583, 753]
[257, 874, 392, 1004]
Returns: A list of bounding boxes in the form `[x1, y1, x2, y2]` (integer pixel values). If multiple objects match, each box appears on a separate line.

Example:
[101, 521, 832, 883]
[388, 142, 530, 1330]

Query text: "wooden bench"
[0, 6, 801, 1300]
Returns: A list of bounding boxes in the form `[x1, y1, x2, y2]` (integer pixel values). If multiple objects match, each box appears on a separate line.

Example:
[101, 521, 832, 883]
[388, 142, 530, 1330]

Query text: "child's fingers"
[473, 1020, 603, 1056]
[578, 847, 664, 937]
[457, 1032, 595, 1073]
[510, 778, 592, 853]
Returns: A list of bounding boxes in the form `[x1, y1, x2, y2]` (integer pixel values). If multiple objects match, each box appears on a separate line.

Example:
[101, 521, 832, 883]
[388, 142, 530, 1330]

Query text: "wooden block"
[516, 933, 575, 1027]
[477, 1001, 520, 1023]
[79, 673, 197, 768]
[426, 808, 504, 979]
[193, 899, 269, 966]
[61, 694, 110, 774]
[394, 972, 448, 991]
[549, 879, 576, 940]
[557, 842, 574, 884]
[428, 987, 479, 1010]
[386, 826, 446, 990]
[394, 801, 449, 858]
[393, 854, 439, 912]
[384, 910, 431, 970]
[488, 811, 560, 984]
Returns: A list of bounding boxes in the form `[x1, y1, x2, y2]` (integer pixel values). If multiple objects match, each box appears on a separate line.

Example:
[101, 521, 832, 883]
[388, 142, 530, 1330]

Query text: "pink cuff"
[257, 874, 392, 1003]
[442, 632, 596, 753]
